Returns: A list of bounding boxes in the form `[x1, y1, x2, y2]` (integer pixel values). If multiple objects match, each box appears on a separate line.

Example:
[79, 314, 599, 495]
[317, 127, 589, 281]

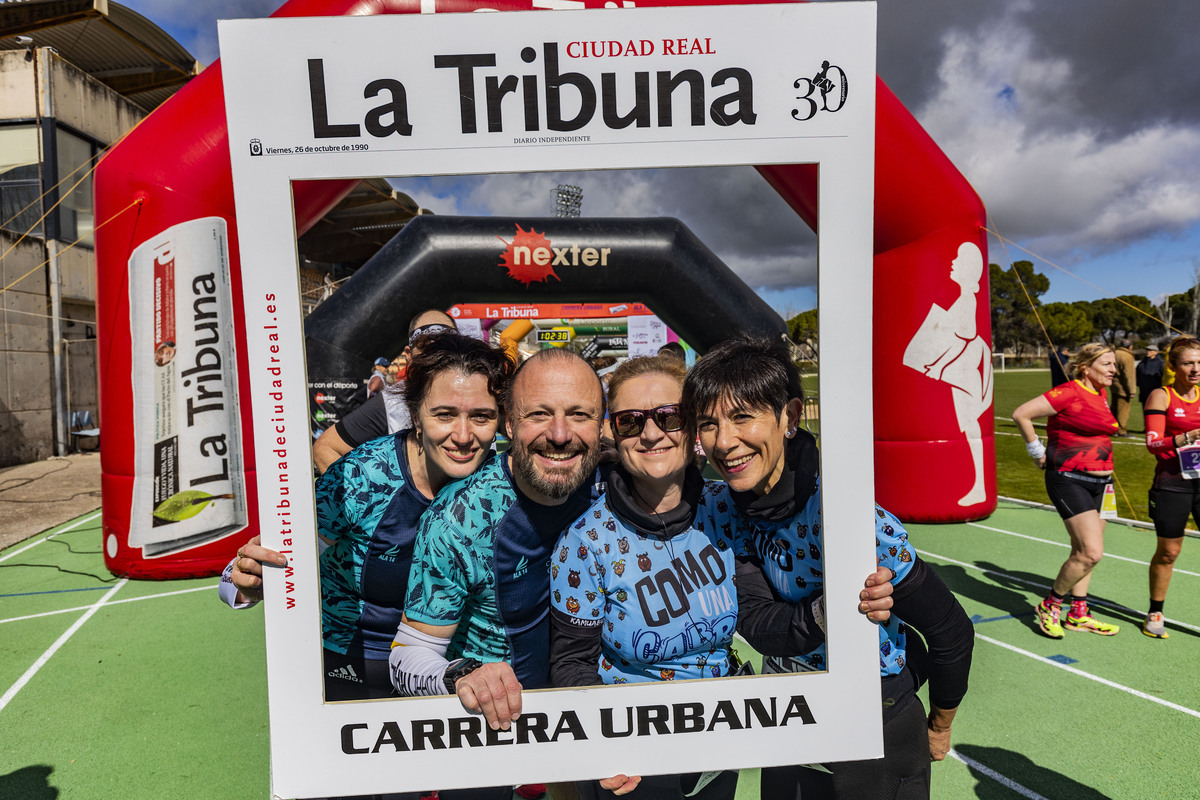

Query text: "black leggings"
[1044, 470, 1108, 520]
[577, 770, 738, 800]
[1149, 485, 1200, 539]
[760, 695, 931, 800]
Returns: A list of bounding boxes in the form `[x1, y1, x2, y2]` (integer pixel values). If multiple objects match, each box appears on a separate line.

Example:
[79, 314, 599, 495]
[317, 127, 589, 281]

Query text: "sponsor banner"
[449, 302, 655, 320]
[128, 218, 248, 555]
[222, 2, 878, 796]
[309, 378, 360, 433]
[454, 318, 486, 340]
[219, 4, 875, 174]
[627, 313, 669, 357]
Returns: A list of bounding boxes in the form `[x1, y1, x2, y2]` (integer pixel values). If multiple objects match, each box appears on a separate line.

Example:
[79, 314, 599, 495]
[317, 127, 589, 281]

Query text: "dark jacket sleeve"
[334, 392, 388, 448]
[892, 556, 974, 710]
[734, 555, 826, 656]
[549, 607, 604, 688]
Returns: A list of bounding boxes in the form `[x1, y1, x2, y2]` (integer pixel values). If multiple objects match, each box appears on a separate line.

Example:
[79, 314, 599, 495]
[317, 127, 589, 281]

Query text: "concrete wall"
[0, 234, 55, 465]
[42, 50, 145, 142]
[0, 50, 145, 466]
[0, 51, 38, 118]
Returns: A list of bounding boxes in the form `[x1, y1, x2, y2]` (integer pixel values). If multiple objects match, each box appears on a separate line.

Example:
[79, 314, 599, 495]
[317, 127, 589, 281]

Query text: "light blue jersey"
[550, 481, 744, 684]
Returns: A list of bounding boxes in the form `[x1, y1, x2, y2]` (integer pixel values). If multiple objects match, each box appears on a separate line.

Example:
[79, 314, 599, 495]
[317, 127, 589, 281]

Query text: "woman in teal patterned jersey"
[221, 332, 514, 703]
[681, 334, 974, 800]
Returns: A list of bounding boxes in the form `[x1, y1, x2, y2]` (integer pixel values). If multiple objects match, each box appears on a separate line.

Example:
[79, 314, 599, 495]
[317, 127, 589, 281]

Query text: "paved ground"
[0, 453, 102, 550]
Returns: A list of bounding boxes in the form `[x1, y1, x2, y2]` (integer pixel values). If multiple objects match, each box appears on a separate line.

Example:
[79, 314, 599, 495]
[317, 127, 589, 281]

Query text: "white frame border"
[219, 4, 878, 796]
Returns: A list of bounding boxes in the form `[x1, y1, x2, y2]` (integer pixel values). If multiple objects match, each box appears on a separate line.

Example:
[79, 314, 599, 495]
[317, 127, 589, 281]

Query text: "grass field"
[3, 374, 1196, 799]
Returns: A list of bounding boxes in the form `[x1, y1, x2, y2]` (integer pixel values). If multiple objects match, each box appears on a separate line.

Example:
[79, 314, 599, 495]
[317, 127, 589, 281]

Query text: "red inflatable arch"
[94, 0, 992, 579]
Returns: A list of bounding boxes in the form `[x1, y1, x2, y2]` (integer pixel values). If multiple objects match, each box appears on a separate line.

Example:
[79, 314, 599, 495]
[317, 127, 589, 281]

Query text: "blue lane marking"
[971, 610, 1034, 625]
[1047, 654, 1078, 664]
[0, 586, 110, 599]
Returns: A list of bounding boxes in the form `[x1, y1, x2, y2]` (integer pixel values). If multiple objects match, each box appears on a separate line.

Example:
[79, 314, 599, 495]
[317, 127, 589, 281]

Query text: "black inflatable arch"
[304, 215, 786, 413]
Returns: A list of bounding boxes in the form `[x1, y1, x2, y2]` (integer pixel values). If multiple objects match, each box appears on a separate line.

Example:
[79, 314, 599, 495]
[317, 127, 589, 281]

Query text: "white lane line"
[919, 548, 1200, 635]
[0, 510, 101, 564]
[0, 584, 216, 626]
[948, 750, 1049, 800]
[993, 495, 1200, 538]
[0, 578, 127, 713]
[974, 630, 1200, 719]
[966, 522, 1200, 577]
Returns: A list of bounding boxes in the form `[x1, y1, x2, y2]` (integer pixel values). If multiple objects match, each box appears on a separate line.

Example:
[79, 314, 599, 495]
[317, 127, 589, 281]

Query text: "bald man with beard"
[388, 348, 604, 799]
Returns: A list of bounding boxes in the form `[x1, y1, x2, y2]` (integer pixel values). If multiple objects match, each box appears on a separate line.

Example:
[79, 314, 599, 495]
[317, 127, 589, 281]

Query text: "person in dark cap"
[1137, 344, 1164, 411]
[1049, 344, 1071, 387]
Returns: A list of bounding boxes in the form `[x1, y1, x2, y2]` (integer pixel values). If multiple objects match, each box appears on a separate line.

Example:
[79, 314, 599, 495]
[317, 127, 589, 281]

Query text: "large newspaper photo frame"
[220, 3, 877, 796]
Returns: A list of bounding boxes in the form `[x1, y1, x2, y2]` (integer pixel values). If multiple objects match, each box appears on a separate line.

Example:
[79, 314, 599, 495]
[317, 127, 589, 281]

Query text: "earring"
[786, 428, 796, 438]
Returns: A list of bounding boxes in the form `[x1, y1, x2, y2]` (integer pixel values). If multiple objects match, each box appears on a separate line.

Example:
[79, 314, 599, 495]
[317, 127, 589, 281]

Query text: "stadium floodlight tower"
[553, 184, 583, 218]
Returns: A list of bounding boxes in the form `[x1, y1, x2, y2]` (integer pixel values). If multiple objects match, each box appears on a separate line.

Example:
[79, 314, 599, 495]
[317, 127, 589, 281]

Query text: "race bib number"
[1178, 444, 1200, 480]
[1100, 483, 1118, 519]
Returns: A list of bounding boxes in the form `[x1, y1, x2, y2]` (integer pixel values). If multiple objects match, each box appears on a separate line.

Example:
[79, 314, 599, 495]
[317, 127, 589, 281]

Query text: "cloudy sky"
[122, 0, 1200, 315]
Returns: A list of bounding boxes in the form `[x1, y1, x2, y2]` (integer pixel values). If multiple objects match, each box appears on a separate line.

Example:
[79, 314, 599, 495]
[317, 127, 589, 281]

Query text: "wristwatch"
[443, 657, 483, 695]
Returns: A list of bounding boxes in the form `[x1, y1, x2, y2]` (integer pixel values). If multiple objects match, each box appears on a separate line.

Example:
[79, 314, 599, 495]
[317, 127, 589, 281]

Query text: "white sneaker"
[1142, 611, 1168, 639]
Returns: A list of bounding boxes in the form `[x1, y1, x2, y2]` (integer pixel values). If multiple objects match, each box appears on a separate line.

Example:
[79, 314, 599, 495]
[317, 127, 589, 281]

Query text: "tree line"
[990, 261, 1199, 356]
[783, 261, 1200, 359]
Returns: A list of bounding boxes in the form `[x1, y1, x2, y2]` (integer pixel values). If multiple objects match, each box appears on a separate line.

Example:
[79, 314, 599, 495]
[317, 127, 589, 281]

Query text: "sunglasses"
[408, 323, 454, 346]
[611, 404, 685, 438]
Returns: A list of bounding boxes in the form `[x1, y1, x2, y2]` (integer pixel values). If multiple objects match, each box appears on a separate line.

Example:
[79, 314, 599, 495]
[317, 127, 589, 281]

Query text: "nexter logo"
[497, 224, 612, 287]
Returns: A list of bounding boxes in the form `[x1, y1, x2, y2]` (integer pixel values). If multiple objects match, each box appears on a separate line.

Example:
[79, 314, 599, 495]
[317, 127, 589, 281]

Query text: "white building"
[0, 0, 198, 465]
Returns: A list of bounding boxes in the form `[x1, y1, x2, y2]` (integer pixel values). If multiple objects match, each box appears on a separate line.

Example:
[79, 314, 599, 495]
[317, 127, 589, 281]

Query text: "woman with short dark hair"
[681, 333, 974, 800]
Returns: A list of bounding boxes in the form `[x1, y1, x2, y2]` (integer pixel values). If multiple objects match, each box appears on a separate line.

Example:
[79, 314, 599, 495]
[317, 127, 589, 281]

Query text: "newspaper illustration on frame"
[220, 3, 878, 796]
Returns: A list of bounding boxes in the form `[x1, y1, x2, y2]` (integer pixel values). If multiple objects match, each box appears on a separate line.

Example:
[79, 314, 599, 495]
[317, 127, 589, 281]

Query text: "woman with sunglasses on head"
[221, 332, 514, 705]
[680, 333, 974, 800]
[549, 354, 895, 798]
[1141, 337, 1200, 638]
[1013, 342, 1122, 639]
[311, 309, 458, 474]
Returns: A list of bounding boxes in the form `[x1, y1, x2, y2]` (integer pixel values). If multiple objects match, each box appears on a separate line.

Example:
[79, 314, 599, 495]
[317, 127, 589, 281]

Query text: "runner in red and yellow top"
[1013, 343, 1121, 639]
[1141, 337, 1200, 638]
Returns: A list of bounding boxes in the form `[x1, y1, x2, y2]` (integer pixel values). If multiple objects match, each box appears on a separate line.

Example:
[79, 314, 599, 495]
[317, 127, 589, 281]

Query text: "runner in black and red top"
[1043, 379, 1118, 473]
[1013, 343, 1122, 640]
[1141, 337, 1200, 638]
